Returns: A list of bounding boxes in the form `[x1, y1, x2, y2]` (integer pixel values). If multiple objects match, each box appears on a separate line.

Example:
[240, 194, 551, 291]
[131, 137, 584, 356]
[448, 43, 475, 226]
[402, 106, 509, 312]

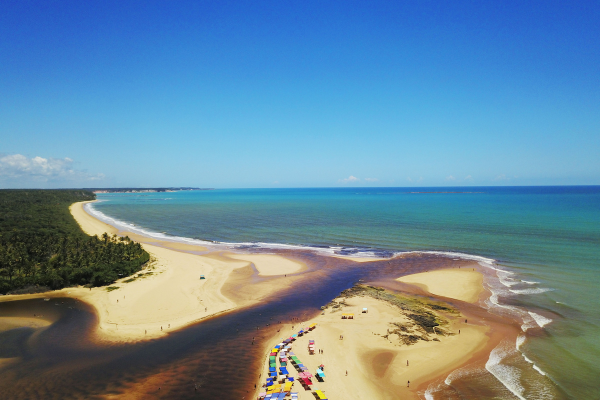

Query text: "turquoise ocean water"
[90, 187, 600, 399]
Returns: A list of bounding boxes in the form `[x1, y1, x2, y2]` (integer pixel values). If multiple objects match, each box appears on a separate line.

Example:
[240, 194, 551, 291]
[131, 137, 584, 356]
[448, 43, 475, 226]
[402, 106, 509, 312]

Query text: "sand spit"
[255, 269, 500, 399]
[1, 201, 304, 342]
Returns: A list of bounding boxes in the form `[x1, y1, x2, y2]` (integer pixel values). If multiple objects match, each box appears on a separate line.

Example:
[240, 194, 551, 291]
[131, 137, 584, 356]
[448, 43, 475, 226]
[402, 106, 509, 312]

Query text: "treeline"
[0, 190, 149, 294]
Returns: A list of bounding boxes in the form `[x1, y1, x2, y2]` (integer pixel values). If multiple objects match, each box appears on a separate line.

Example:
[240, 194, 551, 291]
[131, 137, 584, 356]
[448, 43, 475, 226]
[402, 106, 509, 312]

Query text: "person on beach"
[407, 380, 410, 387]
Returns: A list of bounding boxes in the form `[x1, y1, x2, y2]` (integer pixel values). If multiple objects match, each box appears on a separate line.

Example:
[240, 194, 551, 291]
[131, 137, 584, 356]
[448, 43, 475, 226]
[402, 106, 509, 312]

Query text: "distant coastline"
[89, 187, 214, 193]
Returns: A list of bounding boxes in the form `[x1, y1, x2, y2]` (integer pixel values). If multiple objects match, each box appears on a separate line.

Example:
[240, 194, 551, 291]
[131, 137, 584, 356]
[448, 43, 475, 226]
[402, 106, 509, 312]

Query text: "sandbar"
[397, 268, 484, 303]
[224, 253, 305, 276]
[255, 291, 489, 399]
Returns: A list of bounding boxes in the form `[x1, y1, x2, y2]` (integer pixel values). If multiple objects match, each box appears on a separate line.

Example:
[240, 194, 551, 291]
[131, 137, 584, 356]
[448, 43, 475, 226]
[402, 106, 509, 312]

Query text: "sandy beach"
[397, 268, 484, 303]
[255, 268, 498, 399]
[1, 201, 304, 342]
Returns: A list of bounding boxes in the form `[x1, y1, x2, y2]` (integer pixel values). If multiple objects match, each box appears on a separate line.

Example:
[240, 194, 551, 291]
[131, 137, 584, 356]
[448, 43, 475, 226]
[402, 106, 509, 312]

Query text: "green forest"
[0, 190, 149, 294]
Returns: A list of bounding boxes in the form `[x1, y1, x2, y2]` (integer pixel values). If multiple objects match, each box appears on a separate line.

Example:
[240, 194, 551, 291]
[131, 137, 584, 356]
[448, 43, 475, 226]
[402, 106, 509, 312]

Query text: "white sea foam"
[522, 354, 548, 376]
[86, 203, 217, 247]
[423, 389, 435, 400]
[516, 334, 527, 349]
[499, 275, 521, 287]
[444, 364, 479, 385]
[521, 280, 540, 285]
[532, 364, 547, 376]
[485, 341, 526, 400]
[510, 288, 554, 295]
[86, 203, 512, 265]
[401, 250, 497, 266]
[528, 312, 553, 328]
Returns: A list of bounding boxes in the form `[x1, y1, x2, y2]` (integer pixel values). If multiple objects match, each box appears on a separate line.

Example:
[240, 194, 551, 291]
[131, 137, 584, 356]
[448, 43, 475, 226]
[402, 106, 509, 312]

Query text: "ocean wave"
[516, 334, 527, 349]
[528, 311, 553, 328]
[522, 354, 548, 376]
[521, 280, 540, 285]
[510, 288, 554, 295]
[532, 364, 547, 376]
[485, 341, 526, 400]
[499, 275, 522, 287]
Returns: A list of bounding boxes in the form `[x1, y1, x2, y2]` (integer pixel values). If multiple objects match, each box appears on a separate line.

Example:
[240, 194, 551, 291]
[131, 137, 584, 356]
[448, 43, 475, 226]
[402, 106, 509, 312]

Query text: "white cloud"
[464, 175, 473, 181]
[446, 175, 456, 181]
[0, 154, 105, 183]
[339, 175, 359, 183]
[364, 177, 378, 182]
[494, 174, 509, 181]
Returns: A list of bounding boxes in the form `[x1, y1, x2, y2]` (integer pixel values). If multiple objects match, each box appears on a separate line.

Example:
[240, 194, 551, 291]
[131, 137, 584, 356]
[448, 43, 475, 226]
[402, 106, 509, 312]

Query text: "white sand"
[397, 268, 484, 303]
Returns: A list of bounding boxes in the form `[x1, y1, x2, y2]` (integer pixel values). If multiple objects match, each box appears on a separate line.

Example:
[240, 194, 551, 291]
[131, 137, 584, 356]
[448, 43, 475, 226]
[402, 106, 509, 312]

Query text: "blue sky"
[1, 1, 599, 188]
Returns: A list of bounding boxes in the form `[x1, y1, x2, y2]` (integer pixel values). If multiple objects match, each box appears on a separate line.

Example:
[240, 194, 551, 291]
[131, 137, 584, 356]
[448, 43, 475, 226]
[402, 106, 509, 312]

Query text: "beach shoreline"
[1, 201, 307, 342]
[253, 269, 518, 399]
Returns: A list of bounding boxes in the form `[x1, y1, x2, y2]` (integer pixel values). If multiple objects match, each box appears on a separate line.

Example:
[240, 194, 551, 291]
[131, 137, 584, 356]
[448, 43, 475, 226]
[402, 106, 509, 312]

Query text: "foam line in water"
[85, 203, 217, 246]
[485, 341, 526, 400]
[528, 312, 553, 328]
[510, 288, 554, 295]
[86, 203, 508, 265]
[522, 353, 548, 376]
[516, 334, 526, 349]
[499, 275, 522, 287]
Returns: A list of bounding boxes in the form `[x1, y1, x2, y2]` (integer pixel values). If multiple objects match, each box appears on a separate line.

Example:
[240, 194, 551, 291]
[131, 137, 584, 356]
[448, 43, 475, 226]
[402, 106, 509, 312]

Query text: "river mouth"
[0, 252, 521, 399]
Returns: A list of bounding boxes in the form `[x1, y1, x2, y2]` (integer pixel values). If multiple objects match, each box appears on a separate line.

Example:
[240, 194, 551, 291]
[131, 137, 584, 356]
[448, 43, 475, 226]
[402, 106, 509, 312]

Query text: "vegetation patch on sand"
[322, 284, 457, 345]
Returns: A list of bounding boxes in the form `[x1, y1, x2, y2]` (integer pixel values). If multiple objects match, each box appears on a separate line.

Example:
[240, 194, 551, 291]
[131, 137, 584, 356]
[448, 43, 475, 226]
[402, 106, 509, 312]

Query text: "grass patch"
[106, 286, 120, 292]
[323, 284, 458, 346]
